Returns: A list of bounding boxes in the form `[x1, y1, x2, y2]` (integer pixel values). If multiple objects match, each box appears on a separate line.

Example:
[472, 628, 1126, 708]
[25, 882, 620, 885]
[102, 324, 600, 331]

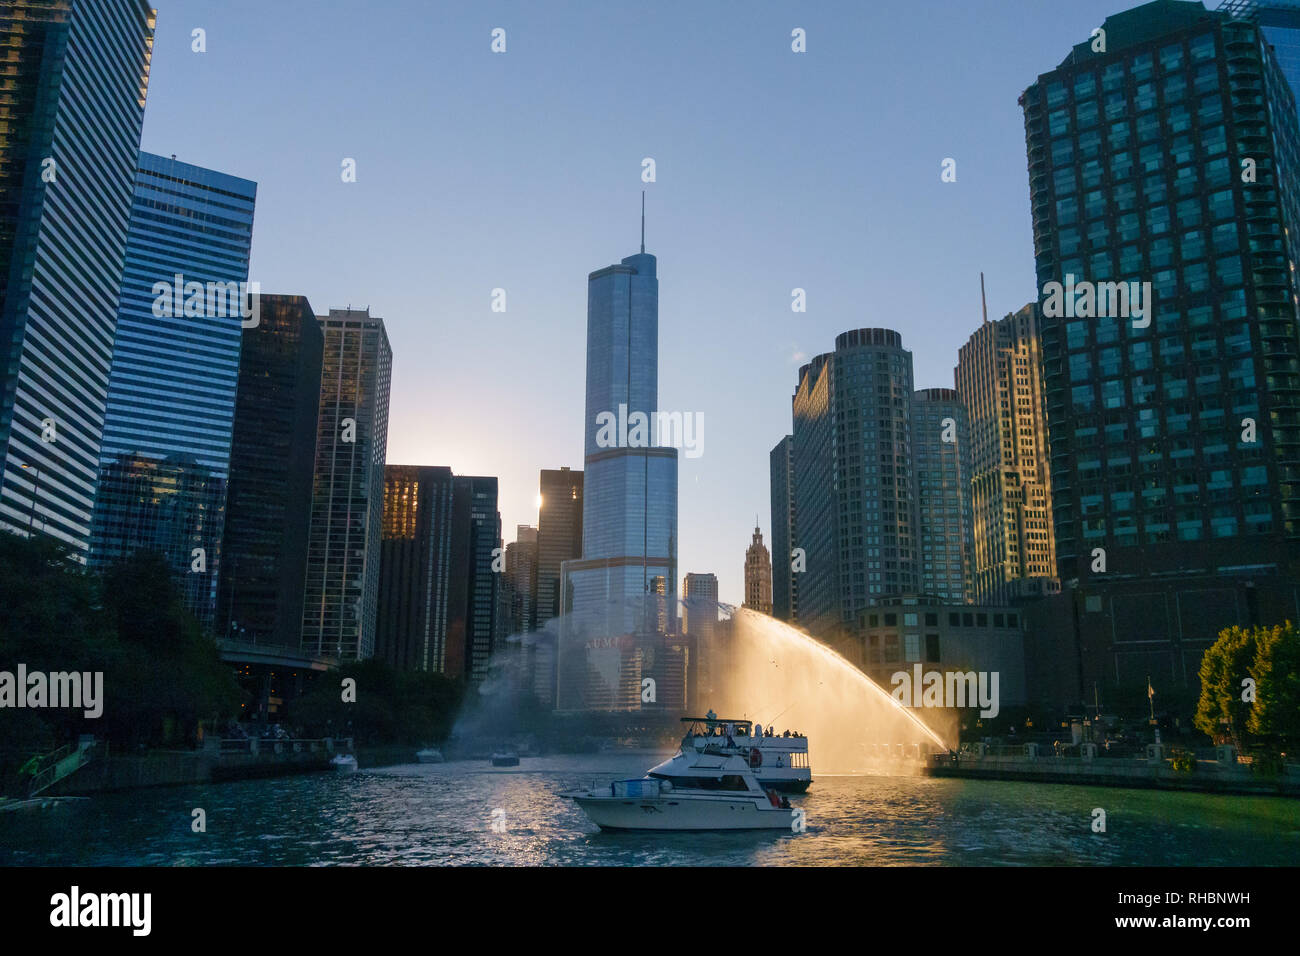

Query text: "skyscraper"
[1021, 0, 1300, 696]
[681, 571, 719, 635]
[790, 329, 917, 641]
[505, 524, 538, 636]
[955, 303, 1059, 604]
[534, 466, 583, 630]
[217, 295, 323, 652]
[562, 241, 678, 634]
[911, 388, 974, 603]
[301, 308, 392, 662]
[375, 465, 454, 672]
[1219, 1, 1300, 113]
[743, 525, 773, 615]
[450, 474, 500, 684]
[557, 213, 679, 711]
[769, 435, 798, 622]
[90, 153, 256, 630]
[0, 0, 155, 554]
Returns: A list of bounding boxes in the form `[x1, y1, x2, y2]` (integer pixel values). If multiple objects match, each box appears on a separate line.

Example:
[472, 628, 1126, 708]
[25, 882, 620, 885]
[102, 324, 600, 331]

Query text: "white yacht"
[566, 739, 798, 831]
[416, 748, 444, 764]
[668, 717, 811, 793]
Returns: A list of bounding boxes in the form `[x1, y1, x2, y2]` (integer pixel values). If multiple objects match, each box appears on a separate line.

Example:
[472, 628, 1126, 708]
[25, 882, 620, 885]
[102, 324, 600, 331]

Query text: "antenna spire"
[980, 272, 989, 325]
[640, 190, 646, 254]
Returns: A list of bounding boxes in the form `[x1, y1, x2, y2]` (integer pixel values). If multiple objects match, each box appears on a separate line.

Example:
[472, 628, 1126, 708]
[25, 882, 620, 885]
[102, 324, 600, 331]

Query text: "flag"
[1148, 681, 1155, 699]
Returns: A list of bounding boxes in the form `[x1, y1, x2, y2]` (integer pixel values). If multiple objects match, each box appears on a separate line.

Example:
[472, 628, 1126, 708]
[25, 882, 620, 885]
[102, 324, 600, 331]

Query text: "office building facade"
[217, 295, 323, 651]
[911, 388, 974, 604]
[535, 467, 582, 630]
[790, 329, 918, 641]
[301, 308, 392, 661]
[90, 153, 256, 630]
[770, 435, 798, 622]
[0, 0, 155, 553]
[955, 304, 1059, 604]
[1021, 0, 1300, 697]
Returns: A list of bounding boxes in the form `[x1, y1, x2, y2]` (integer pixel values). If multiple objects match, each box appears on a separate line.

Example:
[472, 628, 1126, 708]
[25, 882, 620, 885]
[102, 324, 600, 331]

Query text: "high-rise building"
[505, 524, 538, 636]
[1219, 1, 1300, 112]
[217, 295, 323, 652]
[680, 572, 717, 711]
[911, 388, 974, 603]
[561, 241, 678, 636]
[557, 223, 679, 712]
[790, 329, 917, 641]
[301, 308, 392, 662]
[450, 474, 500, 684]
[769, 435, 798, 622]
[0, 0, 156, 554]
[743, 525, 773, 615]
[1021, 0, 1300, 698]
[89, 153, 256, 629]
[534, 467, 582, 630]
[956, 303, 1059, 604]
[375, 465, 454, 672]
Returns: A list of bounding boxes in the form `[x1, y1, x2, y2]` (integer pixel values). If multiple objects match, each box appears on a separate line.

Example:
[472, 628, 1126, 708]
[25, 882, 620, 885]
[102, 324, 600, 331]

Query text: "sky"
[140, 0, 1135, 604]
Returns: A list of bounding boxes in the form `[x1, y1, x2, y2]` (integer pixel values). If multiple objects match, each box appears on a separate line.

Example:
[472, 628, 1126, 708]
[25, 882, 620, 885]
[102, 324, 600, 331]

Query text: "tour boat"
[565, 740, 798, 831]
[490, 752, 520, 767]
[666, 716, 812, 792]
[416, 748, 444, 764]
[330, 753, 358, 773]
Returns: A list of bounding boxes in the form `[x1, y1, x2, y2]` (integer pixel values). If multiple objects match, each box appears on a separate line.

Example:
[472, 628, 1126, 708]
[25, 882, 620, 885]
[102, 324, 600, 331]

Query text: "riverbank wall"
[920, 745, 1300, 797]
[48, 738, 348, 795]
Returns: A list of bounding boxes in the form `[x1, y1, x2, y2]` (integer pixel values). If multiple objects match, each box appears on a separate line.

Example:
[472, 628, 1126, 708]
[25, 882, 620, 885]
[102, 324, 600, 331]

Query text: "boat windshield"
[680, 717, 753, 738]
[650, 772, 752, 792]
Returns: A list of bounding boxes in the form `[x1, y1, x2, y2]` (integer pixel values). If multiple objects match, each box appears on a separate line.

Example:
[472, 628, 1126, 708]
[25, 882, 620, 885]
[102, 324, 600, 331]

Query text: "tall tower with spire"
[743, 524, 773, 616]
[558, 197, 679, 709]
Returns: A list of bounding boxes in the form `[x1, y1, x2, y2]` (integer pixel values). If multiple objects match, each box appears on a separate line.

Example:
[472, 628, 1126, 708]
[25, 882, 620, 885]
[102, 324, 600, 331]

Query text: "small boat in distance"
[331, 753, 358, 773]
[416, 748, 444, 764]
[490, 752, 520, 767]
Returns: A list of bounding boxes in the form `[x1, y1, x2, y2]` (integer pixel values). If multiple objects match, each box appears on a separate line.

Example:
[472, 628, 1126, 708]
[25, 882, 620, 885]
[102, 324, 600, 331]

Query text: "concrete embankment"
[921, 749, 1300, 797]
[48, 739, 347, 795]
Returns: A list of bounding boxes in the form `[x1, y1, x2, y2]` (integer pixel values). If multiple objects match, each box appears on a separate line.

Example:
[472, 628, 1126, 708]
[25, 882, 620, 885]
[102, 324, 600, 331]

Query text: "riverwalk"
[920, 742, 1300, 797]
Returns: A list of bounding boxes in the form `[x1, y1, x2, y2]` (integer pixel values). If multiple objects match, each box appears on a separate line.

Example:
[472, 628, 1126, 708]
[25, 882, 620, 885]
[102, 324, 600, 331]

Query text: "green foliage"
[291, 657, 463, 746]
[0, 531, 243, 787]
[1245, 622, 1300, 751]
[1195, 621, 1300, 758]
[1169, 748, 1196, 774]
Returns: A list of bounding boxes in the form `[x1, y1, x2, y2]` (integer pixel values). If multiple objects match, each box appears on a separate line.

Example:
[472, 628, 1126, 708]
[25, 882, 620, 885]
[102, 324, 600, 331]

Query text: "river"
[2, 754, 1297, 865]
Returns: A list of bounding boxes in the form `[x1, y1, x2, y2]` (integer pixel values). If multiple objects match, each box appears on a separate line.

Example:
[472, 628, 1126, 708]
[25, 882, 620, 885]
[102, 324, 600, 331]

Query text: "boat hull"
[758, 777, 811, 794]
[572, 795, 795, 831]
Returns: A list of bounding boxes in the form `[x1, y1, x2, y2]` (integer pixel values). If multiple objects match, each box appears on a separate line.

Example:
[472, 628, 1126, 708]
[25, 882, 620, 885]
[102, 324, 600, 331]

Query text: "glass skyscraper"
[1021, 0, 1300, 692]
[1220, 1, 1300, 114]
[789, 329, 918, 642]
[557, 236, 679, 712]
[90, 152, 256, 630]
[911, 388, 974, 603]
[0, 0, 155, 555]
[769, 434, 797, 622]
[560, 247, 679, 635]
[217, 294, 324, 652]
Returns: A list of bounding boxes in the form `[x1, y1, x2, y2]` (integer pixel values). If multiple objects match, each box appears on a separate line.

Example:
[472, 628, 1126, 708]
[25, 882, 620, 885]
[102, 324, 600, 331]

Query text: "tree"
[1196, 622, 1300, 756]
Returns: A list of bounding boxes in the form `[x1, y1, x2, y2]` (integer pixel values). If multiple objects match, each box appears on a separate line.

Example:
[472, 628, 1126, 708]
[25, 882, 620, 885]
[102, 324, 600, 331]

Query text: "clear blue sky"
[141, 0, 1128, 604]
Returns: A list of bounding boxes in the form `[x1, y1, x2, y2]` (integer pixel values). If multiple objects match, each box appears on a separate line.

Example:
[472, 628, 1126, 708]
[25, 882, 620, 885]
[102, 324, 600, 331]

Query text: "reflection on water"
[2, 755, 1297, 866]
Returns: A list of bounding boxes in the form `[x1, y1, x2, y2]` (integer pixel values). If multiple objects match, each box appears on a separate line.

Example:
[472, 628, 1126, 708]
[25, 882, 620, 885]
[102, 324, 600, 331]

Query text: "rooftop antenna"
[980, 272, 989, 325]
[640, 190, 646, 254]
